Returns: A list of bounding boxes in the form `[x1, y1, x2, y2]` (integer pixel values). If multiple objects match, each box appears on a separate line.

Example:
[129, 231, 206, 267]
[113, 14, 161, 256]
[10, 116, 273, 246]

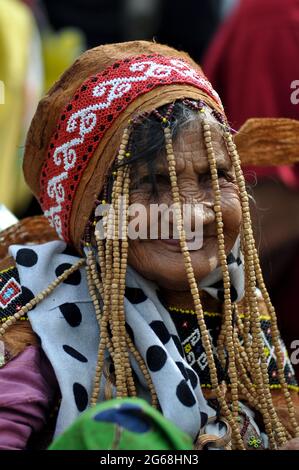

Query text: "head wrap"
[24, 41, 224, 248]
[11, 40, 299, 449]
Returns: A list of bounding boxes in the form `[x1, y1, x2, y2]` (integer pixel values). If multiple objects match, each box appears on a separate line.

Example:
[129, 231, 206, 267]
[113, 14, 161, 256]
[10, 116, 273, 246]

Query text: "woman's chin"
[133, 251, 219, 291]
[128, 237, 223, 290]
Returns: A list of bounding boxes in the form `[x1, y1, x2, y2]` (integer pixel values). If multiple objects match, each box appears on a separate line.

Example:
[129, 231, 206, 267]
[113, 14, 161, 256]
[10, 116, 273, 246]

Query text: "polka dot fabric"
[9, 241, 100, 436]
[16, 248, 38, 267]
[123, 267, 216, 439]
[9, 240, 216, 439]
[9, 239, 273, 444]
[39, 54, 223, 241]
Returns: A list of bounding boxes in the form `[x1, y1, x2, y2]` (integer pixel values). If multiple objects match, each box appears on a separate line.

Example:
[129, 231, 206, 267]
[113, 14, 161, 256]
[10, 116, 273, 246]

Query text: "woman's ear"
[234, 118, 299, 166]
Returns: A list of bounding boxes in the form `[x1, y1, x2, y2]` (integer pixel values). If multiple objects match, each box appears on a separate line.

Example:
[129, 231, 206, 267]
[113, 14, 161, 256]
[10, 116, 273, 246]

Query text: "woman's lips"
[160, 238, 181, 246]
[159, 235, 217, 251]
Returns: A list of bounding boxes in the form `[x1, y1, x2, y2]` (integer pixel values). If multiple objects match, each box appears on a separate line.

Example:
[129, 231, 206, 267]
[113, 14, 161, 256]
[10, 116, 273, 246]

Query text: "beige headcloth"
[23, 40, 225, 249]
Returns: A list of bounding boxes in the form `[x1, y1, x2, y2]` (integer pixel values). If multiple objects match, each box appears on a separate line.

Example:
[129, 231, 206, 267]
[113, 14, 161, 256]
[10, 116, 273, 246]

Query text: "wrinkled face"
[128, 118, 242, 290]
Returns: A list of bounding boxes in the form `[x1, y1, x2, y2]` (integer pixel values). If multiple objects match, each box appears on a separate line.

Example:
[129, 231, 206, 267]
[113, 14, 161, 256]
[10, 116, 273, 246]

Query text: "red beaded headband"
[39, 54, 223, 242]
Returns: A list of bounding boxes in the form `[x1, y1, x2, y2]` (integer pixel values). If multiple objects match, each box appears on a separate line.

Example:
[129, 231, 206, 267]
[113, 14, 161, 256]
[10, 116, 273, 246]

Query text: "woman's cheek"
[220, 185, 242, 233]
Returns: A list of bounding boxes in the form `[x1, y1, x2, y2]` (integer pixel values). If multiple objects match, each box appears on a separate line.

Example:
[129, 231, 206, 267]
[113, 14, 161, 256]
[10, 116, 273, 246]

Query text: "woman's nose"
[202, 204, 216, 226]
[186, 202, 215, 233]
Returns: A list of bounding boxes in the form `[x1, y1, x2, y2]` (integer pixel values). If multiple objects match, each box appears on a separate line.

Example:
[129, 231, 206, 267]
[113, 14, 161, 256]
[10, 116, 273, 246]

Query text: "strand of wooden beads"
[253, 247, 299, 438]
[242, 269, 279, 442]
[234, 333, 254, 386]
[91, 309, 118, 405]
[87, 227, 120, 404]
[216, 314, 228, 371]
[234, 332, 258, 402]
[239, 295, 254, 366]
[232, 176, 281, 446]
[226, 133, 290, 445]
[233, 306, 257, 399]
[203, 118, 239, 421]
[223, 132, 274, 431]
[126, 334, 158, 408]
[95, 230, 106, 286]
[112, 131, 158, 402]
[86, 246, 104, 299]
[163, 123, 245, 450]
[84, 231, 114, 406]
[85, 249, 103, 322]
[237, 236, 253, 363]
[0, 259, 85, 338]
[117, 165, 137, 397]
[235, 299, 256, 388]
[91, 178, 117, 405]
[224, 131, 287, 447]
[111, 131, 129, 398]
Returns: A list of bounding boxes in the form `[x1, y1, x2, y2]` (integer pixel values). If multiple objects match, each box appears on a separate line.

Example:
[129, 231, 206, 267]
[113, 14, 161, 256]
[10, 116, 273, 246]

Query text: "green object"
[49, 398, 193, 450]
[247, 436, 262, 449]
[42, 28, 85, 92]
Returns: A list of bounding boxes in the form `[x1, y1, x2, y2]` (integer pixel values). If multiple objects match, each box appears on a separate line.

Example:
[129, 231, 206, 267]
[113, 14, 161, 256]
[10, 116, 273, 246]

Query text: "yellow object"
[0, 1, 85, 215]
[42, 29, 85, 92]
[0, 0, 42, 214]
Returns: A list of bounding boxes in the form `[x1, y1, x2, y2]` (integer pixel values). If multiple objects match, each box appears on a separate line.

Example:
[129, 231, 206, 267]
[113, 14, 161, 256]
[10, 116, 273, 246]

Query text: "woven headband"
[39, 53, 224, 242]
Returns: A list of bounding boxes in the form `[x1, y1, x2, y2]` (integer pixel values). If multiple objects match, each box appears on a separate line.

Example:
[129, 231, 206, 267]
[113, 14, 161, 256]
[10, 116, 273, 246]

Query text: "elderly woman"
[0, 41, 299, 451]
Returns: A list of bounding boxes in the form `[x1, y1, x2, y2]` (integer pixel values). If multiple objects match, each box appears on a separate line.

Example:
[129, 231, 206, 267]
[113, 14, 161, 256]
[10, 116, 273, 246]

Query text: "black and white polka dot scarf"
[9, 238, 245, 441]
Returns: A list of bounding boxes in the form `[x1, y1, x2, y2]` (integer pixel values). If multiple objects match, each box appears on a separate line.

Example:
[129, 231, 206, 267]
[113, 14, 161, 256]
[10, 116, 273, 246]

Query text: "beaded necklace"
[167, 304, 298, 393]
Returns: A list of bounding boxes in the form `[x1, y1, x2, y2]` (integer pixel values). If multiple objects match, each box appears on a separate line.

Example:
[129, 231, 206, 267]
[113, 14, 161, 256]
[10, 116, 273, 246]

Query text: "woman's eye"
[138, 175, 152, 185]
[155, 175, 170, 185]
[217, 169, 228, 179]
[217, 169, 235, 182]
[199, 169, 233, 184]
[130, 175, 151, 188]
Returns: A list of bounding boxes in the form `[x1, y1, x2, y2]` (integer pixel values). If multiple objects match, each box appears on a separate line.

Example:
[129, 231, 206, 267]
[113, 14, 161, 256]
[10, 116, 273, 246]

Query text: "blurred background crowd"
[0, 0, 299, 376]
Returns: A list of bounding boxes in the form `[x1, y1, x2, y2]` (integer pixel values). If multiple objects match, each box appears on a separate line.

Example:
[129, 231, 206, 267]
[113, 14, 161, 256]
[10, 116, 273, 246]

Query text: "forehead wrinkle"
[172, 122, 230, 174]
[173, 126, 203, 174]
[131, 119, 230, 177]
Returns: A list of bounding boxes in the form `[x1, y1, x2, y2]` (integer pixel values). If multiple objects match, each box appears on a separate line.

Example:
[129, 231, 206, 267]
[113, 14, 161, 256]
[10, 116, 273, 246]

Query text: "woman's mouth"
[160, 234, 217, 251]
[161, 238, 181, 246]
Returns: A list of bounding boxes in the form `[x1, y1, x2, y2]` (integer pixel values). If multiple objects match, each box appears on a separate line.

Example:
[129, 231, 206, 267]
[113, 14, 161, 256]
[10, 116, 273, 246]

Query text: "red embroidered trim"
[39, 54, 223, 242]
[0, 278, 22, 308]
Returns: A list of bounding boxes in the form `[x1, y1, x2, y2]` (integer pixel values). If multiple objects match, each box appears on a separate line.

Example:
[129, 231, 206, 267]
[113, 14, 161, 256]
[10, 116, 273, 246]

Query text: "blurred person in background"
[156, 0, 221, 63]
[220, 0, 239, 20]
[203, 0, 299, 377]
[156, 0, 231, 63]
[41, 0, 238, 64]
[42, 0, 124, 48]
[0, 0, 43, 222]
[0, 0, 86, 221]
